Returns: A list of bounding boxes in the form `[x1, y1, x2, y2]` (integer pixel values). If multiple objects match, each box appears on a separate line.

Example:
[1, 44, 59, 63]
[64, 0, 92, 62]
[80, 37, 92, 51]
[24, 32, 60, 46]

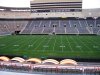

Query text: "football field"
[0, 35, 100, 59]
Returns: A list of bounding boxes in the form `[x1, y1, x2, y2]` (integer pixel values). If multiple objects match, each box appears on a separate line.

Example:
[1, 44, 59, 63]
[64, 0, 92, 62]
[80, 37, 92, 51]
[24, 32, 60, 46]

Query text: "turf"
[0, 35, 100, 59]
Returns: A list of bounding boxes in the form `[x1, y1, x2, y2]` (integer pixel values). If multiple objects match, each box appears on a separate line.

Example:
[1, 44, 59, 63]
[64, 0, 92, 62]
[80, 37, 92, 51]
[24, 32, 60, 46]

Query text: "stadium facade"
[0, 0, 100, 75]
[0, 5, 100, 35]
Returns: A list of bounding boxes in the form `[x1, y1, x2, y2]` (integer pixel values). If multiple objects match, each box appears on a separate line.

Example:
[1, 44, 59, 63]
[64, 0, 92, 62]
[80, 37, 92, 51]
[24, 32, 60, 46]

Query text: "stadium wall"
[0, 10, 99, 19]
[0, 7, 100, 19]
[82, 9, 100, 17]
[0, 11, 31, 19]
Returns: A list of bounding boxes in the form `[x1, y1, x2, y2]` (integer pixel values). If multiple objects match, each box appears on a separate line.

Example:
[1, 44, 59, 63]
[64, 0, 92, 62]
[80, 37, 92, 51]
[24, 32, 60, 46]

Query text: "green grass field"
[0, 35, 100, 59]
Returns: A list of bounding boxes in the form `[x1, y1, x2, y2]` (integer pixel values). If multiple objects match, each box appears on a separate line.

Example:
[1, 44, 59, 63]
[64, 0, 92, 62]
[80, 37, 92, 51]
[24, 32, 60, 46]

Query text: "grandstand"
[0, 0, 100, 75]
[0, 18, 100, 35]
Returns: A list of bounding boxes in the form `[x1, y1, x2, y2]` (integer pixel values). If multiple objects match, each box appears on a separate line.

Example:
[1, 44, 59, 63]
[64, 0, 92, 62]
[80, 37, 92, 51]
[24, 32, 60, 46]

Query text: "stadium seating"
[21, 18, 100, 34]
[0, 18, 100, 35]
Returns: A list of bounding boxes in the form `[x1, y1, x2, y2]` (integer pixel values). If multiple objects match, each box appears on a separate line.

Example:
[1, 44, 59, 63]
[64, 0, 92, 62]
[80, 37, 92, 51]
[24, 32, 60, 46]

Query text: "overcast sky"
[0, 0, 100, 9]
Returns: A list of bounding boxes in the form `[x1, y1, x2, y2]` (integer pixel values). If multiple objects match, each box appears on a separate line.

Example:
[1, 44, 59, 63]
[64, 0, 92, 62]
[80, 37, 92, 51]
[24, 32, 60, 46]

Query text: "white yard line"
[22, 36, 45, 51]
[60, 36, 64, 52]
[85, 36, 100, 50]
[27, 36, 43, 46]
[65, 36, 73, 52]
[1, 36, 24, 49]
[70, 36, 83, 52]
[43, 36, 53, 51]
[34, 36, 47, 50]
[76, 37, 93, 53]
[53, 36, 56, 51]
[13, 36, 39, 50]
